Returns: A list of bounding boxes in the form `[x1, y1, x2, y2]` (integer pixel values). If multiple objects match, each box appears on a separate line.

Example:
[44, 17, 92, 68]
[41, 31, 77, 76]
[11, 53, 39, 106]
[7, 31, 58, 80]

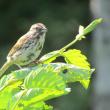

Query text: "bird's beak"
[42, 28, 48, 32]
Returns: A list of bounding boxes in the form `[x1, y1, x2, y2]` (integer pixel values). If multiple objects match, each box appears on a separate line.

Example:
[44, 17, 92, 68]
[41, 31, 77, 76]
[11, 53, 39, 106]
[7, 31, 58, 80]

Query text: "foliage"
[0, 19, 102, 110]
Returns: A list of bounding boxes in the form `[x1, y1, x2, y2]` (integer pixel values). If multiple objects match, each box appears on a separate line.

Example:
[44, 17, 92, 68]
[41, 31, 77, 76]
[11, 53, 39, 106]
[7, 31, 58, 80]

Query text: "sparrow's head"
[30, 23, 47, 33]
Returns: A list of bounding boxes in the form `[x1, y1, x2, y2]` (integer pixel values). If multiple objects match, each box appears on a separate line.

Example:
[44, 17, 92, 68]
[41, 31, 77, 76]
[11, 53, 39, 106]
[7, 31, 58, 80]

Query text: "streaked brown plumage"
[0, 23, 47, 77]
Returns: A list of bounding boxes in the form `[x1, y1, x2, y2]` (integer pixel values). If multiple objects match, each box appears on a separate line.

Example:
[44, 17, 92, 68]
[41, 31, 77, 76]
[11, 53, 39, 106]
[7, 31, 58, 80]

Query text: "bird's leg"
[16, 64, 22, 69]
[33, 57, 43, 64]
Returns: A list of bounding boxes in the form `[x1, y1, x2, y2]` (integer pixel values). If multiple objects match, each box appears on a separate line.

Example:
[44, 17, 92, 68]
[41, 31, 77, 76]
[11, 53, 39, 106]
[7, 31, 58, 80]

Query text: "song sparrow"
[0, 23, 47, 77]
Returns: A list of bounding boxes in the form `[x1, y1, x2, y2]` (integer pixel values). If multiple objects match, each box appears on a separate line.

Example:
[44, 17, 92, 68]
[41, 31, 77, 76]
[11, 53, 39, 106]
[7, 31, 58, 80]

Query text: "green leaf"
[8, 90, 26, 110]
[20, 88, 69, 106]
[0, 71, 25, 109]
[79, 25, 84, 35]
[84, 18, 103, 35]
[0, 68, 30, 92]
[49, 63, 92, 89]
[79, 68, 95, 89]
[77, 25, 86, 40]
[22, 102, 53, 110]
[0, 62, 93, 109]
[14, 101, 53, 110]
[39, 50, 60, 63]
[26, 63, 92, 89]
[80, 80, 90, 89]
[62, 49, 90, 70]
[24, 65, 66, 90]
[60, 66, 90, 82]
[0, 84, 20, 109]
[10, 65, 70, 107]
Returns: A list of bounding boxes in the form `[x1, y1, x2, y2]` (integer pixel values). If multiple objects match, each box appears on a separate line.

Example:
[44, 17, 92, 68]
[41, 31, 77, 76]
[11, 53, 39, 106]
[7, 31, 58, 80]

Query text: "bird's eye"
[35, 27, 38, 29]
[36, 27, 41, 30]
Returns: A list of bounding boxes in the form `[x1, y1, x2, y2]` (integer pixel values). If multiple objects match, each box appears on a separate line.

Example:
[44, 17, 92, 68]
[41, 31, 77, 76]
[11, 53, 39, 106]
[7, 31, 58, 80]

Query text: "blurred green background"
[0, 0, 97, 110]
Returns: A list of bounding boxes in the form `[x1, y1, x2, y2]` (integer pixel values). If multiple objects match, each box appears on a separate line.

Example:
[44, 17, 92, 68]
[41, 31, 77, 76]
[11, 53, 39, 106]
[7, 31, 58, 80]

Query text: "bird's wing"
[7, 33, 30, 57]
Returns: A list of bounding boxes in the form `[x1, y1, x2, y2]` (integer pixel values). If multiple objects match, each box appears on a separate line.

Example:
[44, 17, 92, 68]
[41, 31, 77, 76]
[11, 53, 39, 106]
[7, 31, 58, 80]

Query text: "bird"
[0, 23, 47, 77]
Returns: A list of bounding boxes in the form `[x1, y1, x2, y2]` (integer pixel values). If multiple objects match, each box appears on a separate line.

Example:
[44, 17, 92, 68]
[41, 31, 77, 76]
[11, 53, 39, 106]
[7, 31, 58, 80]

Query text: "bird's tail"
[0, 61, 12, 78]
